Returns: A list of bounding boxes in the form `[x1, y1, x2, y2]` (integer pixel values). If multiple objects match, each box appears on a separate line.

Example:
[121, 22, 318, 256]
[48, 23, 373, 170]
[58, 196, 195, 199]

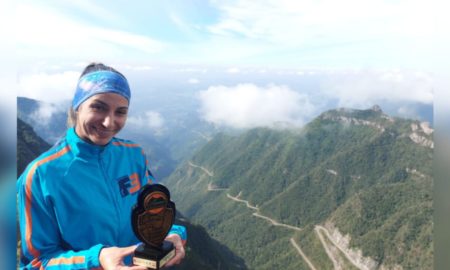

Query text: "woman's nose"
[102, 114, 114, 128]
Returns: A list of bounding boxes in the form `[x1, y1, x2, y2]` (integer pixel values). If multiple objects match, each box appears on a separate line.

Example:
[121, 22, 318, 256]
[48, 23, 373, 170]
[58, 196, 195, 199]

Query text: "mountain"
[17, 117, 244, 269]
[17, 97, 68, 144]
[164, 105, 433, 269]
[17, 118, 51, 176]
[171, 214, 247, 270]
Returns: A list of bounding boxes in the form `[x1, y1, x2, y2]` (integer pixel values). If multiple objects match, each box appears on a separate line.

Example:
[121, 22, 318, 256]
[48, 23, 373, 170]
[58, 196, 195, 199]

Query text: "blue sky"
[2, 0, 441, 130]
[13, 0, 441, 70]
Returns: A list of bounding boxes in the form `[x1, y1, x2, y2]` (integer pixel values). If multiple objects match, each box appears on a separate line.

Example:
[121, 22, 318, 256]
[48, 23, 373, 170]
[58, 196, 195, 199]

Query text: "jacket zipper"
[99, 153, 122, 243]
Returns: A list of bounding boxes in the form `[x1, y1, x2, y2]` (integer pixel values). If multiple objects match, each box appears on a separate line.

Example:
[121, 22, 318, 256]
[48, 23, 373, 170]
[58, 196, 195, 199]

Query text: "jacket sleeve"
[168, 225, 187, 245]
[17, 167, 104, 270]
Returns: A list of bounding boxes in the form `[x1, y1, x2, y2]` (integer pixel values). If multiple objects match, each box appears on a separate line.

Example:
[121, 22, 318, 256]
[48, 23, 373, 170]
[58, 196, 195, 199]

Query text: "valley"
[166, 107, 433, 269]
[189, 161, 370, 270]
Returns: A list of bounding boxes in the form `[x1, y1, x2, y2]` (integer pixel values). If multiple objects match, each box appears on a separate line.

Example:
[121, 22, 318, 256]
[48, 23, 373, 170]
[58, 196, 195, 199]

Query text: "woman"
[17, 63, 186, 269]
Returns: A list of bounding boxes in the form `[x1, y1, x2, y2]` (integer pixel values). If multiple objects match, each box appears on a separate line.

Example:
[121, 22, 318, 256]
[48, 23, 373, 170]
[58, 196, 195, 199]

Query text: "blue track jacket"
[17, 127, 187, 269]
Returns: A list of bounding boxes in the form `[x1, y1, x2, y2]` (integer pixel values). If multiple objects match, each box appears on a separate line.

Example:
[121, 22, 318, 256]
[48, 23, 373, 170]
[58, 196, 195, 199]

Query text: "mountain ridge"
[164, 106, 433, 269]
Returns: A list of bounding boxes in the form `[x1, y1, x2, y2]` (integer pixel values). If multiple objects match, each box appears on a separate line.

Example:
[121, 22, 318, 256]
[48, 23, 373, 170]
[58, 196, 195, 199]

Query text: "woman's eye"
[91, 104, 106, 111]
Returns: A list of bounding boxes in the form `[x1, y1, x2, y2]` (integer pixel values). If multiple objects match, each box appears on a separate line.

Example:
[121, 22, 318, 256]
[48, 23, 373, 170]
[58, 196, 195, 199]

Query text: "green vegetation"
[295, 226, 334, 270]
[170, 214, 247, 270]
[318, 228, 360, 270]
[165, 107, 433, 269]
[17, 118, 51, 176]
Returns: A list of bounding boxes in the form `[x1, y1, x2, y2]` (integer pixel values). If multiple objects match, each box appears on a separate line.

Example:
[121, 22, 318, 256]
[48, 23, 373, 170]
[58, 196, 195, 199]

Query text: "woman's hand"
[99, 245, 147, 270]
[164, 234, 186, 267]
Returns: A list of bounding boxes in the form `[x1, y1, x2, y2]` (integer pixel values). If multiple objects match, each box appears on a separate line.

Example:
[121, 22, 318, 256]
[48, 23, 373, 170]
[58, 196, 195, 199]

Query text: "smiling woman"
[69, 64, 131, 145]
[75, 93, 129, 145]
[67, 63, 129, 127]
[17, 63, 187, 270]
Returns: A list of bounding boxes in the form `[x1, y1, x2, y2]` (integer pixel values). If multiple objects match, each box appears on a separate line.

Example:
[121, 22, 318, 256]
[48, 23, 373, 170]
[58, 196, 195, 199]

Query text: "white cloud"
[201, 0, 436, 68]
[12, 0, 440, 70]
[226, 67, 241, 73]
[127, 111, 166, 135]
[208, 0, 434, 45]
[188, 78, 200, 84]
[173, 67, 208, 73]
[18, 71, 80, 103]
[321, 70, 433, 108]
[30, 103, 65, 125]
[122, 65, 154, 71]
[397, 106, 420, 120]
[198, 83, 315, 129]
[169, 12, 199, 40]
[60, 0, 125, 26]
[16, 4, 165, 61]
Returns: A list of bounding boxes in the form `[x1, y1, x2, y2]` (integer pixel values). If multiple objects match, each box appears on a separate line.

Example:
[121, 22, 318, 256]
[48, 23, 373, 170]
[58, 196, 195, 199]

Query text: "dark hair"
[79, 62, 126, 79]
[67, 62, 125, 127]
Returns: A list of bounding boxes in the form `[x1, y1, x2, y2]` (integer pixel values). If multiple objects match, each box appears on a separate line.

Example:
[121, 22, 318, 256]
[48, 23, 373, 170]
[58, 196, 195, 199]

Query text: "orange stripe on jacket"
[47, 256, 85, 266]
[24, 145, 71, 266]
[112, 141, 139, 147]
[31, 257, 42, 268]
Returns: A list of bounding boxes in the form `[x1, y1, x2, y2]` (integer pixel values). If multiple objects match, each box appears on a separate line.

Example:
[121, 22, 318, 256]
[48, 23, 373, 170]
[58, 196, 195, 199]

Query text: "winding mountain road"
[225, 193, 300, 231]
[188, 161, 214, 176]
[207, 182, 228, 191]
[315, 225, 367, 270]
[188, 162, 317, 269]
[314, 226, 342, 270]
[226, 192, 259, 210]
[290, 238, 318, 270]
[225, 192, 317, 270]
[253, 212, 302, 231]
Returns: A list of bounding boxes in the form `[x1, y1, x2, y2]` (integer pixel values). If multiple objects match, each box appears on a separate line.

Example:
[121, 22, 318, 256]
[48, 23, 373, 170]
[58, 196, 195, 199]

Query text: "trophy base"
[133, 241, 175, 269]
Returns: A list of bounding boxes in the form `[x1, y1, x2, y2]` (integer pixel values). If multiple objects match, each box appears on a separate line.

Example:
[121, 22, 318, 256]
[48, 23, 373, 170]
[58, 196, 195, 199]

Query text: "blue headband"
[72, 70, 131, 109]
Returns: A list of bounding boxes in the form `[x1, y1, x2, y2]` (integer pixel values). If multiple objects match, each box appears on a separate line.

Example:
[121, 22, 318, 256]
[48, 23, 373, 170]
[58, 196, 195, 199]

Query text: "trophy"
[132, 184, 176, 269]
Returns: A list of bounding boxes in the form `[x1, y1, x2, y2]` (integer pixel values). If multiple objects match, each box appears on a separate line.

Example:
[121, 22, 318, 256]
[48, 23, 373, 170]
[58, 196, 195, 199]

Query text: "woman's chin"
[89, 129, 116, 145]
[90, 135, 112, 146]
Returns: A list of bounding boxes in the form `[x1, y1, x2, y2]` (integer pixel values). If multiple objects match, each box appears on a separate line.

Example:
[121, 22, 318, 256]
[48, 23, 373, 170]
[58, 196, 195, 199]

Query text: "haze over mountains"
[17, 96, 219, 180]
[18, 95, 433, 269]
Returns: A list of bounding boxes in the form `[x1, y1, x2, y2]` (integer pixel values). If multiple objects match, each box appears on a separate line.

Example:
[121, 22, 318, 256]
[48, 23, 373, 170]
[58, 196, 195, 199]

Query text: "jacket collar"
[66, 127, 112, 157]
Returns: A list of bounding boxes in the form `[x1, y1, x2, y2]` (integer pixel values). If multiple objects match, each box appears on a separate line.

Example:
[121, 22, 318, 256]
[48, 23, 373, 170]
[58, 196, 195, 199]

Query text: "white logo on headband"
[79, 79, 97, 92]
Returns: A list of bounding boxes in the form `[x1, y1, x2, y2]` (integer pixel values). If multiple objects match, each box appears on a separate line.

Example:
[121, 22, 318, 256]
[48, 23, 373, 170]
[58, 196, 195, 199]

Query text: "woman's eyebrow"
[91, 99, 128, 110]
[92, 100, 109, 106]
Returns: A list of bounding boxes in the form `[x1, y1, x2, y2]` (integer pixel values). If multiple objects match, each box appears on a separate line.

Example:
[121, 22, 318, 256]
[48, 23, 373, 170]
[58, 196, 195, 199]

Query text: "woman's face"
[75, 93, 129, 145]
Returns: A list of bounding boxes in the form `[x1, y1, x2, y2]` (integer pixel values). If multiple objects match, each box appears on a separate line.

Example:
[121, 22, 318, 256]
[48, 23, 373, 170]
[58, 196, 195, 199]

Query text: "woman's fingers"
[100, 245, 141, 270]
[163, 234, 186, 267]
[120, 244, 139, 256]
